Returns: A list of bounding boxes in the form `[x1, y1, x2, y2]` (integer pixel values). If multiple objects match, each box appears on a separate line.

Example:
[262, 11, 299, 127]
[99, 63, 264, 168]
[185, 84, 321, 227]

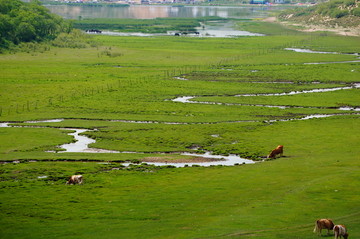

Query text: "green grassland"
[0, 20, 359, 238]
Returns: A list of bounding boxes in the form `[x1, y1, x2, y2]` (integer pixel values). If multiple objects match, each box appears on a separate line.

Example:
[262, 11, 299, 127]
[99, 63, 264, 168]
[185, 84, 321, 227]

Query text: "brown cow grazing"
[66, 175, 83, 185]
[267, 145, 283, 159]
[334, 225, 349, 239]
[314, 219, 335, 236]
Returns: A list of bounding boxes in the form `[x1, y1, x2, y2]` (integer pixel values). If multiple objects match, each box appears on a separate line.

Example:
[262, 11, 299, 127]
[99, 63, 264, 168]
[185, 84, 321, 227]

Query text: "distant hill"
[278, 0, 360, 31]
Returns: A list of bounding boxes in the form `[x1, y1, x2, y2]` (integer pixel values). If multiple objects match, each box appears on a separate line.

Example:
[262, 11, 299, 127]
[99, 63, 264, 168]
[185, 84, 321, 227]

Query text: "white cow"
[334, 225, 349, 239]
[66, 175, 83, 185]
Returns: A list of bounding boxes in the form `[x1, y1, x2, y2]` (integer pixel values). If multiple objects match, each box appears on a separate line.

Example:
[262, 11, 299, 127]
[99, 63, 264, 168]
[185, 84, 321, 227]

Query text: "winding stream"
[285, 48, 359, 56]
[171, 83, 360, 111]
[0, 119, 255, 166]
[1, 48, 359, 167]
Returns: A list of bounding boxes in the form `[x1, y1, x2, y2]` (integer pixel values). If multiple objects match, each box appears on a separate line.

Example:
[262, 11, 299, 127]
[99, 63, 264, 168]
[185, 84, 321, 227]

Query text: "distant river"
[45, 5, 283, 19]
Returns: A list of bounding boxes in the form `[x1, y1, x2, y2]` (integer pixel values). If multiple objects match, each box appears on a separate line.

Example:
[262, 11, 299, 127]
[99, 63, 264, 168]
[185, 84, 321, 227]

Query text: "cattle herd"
[314, 219, 349, 238]
[85, 29, 102, 34]
[65, 146, 350, 238]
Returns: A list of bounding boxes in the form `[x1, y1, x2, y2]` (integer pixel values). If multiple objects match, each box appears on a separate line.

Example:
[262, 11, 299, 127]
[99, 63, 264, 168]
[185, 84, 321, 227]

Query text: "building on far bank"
[249, 0, 268, 3]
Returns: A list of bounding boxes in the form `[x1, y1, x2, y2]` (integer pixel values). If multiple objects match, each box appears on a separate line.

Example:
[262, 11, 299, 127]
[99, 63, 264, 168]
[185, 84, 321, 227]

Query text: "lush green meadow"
[0, 21, 359, 238]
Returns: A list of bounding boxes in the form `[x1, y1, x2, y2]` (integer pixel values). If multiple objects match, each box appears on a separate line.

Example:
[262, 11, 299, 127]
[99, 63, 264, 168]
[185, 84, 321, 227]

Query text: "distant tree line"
[0, 0, 72, 50]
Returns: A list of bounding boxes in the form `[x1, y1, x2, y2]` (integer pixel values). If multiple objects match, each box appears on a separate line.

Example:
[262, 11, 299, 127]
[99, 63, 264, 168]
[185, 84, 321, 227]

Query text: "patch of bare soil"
[263, 17, 360, 37]
[292, 23, 360, 36]
[142, 156, 224, 163]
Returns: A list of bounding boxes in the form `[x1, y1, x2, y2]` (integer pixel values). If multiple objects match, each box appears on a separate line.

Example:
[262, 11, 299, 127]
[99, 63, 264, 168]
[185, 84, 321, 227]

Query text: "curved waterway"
[0, 119, 254, 166]
[2, 110, 359, 167]
[59, 129, 119, 153]
[285, 48, 359, 56]
[172, 83, 360, 111]
[2, 48, 359, 166]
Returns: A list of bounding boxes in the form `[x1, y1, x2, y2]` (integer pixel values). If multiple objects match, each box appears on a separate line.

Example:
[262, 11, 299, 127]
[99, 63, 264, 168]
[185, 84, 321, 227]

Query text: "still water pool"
[46, 4, 282, 19]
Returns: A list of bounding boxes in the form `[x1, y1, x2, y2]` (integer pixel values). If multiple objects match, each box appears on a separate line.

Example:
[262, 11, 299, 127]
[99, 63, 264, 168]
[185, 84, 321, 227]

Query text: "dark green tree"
[0, 0, 72, 49]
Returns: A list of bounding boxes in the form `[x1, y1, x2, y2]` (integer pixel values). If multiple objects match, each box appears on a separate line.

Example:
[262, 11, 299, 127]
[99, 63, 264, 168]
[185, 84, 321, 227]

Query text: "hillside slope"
[278, 0, 360, 36]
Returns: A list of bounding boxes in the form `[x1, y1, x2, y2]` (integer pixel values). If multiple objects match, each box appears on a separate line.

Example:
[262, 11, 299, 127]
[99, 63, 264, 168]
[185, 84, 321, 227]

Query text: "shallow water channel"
[2, 49, 359, 167]
[95, 20, 264, 38]
[0, 119, 255, 167]
[172, 83, 360, 111]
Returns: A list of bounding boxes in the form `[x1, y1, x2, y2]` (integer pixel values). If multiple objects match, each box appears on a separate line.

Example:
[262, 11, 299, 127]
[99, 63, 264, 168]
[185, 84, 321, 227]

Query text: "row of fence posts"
[0, 80, 125, 117]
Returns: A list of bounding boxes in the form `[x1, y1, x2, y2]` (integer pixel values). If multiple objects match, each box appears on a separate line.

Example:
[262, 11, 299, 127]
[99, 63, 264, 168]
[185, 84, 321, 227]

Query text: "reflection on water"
[285, 48, 359, 56]
[59, 129, 95, 153]
[143, 152, 255, 167]
[46, 5, 279, 19]
[101, 21, 264, 37]
[59, 129, 120, 153]
[194, 21, 264, 37]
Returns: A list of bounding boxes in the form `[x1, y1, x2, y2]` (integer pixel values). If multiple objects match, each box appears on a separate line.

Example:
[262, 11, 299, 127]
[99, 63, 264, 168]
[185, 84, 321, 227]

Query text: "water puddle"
[305, 60, 360, 65]
[267, 114, 334, 123]
[285, 48, 359, 56]
[174, 76, 188, 81]
[0, 123, 10, 127]
[24, 119, 64, 123]
[141, 152, 255, 167]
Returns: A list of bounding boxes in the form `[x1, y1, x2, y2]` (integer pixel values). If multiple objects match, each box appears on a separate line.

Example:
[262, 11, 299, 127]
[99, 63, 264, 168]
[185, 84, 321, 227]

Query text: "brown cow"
[314, 219, 335, 236]
[267, 145, 283, 159]
[334, 225, 349, 239]
[66, 175, 83, 185]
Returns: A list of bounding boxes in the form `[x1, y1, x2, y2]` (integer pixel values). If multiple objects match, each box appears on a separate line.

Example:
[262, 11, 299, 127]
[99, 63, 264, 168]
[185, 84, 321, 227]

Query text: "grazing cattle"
[66, 175, 83, 185]
[334, 225, 349, 239]
[314, 219, 335, 236]
[86, 29, 102, 34]
[267, 145, 284, 159]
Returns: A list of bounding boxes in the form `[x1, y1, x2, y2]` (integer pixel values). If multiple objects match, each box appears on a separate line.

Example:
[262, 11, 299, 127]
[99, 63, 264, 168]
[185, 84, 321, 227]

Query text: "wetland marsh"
[0, 14, 359, 239]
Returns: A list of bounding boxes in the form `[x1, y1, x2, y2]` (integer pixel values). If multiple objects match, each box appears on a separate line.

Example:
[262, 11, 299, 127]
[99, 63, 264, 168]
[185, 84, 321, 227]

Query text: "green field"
[0, 20, 359, 238]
